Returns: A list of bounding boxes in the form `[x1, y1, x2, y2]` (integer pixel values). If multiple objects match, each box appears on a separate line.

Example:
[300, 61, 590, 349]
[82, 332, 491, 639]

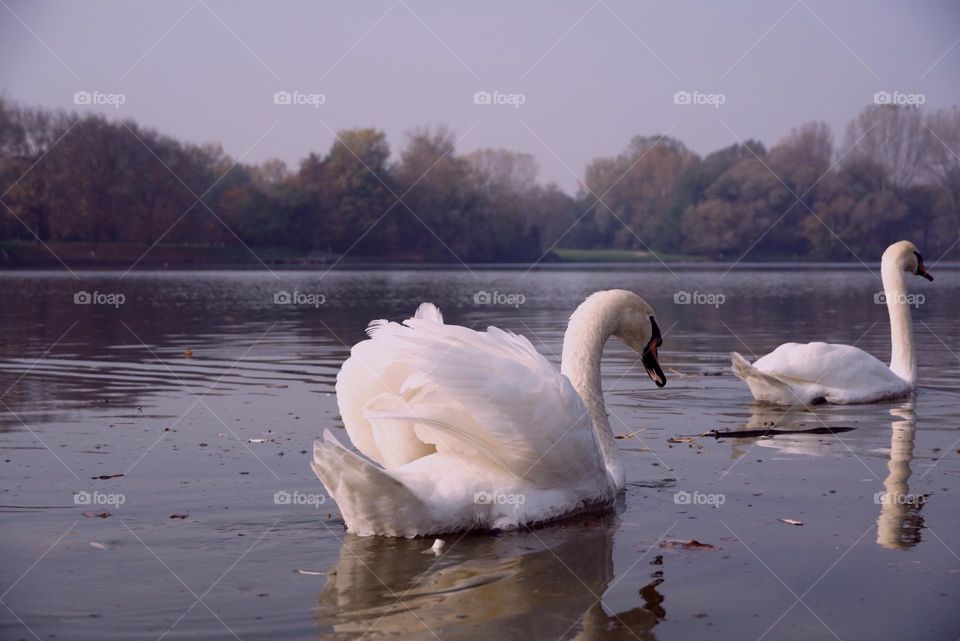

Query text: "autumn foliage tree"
[1, 97, 957, 263]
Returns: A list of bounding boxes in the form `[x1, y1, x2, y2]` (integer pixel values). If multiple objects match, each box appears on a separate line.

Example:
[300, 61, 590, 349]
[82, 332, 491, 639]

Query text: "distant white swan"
[311, 290, 666, 537]
[731, 241, 933, 405]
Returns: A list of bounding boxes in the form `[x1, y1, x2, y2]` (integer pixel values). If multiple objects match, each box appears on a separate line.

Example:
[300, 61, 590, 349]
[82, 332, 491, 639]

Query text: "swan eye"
[650, 316, 663, 347]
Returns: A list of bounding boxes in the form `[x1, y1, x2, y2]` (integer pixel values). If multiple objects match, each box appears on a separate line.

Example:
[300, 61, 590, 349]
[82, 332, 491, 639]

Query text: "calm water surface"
[1, 265, 958, 641]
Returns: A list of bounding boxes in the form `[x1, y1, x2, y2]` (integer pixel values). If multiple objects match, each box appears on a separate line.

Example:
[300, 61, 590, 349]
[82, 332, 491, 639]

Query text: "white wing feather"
[336, 308, 602, 487]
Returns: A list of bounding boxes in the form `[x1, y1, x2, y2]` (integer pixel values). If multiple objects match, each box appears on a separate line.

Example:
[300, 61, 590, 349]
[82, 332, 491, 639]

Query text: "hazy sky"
[2, 0, 958, 192]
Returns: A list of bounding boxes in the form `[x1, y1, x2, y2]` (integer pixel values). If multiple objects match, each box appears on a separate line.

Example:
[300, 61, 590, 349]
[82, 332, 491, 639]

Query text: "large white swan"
[731, 240, 933, 405]
[311, 290, 666, 537]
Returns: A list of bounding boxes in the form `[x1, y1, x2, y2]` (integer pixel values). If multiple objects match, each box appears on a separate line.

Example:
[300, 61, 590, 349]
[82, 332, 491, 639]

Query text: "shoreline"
[4, 242, 956, 271]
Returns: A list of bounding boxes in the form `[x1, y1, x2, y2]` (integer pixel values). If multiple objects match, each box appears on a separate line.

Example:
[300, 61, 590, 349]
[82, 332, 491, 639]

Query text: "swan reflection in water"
[314, 509, 665, 641]
[875, 404, 925, 550]
[730, 402, 925, 550]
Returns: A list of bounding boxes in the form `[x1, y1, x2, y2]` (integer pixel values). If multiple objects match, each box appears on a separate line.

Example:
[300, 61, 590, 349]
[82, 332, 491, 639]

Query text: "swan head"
[884, 241, 934, 281]
[609, 292, 667, 388]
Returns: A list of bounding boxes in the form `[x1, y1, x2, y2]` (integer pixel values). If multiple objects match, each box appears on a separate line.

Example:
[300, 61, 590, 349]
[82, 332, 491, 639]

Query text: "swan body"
[731, 241, 933, 405]
[311, 290, 666, 537]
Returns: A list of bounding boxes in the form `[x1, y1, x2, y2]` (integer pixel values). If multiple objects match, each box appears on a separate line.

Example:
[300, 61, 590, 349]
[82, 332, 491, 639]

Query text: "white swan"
[731, 240, 933, 405]
[310, 290, 666, 537]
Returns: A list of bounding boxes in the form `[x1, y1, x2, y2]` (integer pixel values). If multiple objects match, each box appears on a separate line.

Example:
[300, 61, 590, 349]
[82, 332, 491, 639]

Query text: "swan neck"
[560, 296, 624, 490]
[882, 260, 916, 385]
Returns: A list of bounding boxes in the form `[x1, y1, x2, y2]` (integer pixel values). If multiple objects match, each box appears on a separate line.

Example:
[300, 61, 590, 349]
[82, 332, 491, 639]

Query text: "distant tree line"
[1, 96, 957, 261]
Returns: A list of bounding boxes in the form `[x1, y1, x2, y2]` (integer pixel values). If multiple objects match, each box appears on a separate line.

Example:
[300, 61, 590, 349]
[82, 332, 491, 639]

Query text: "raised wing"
[336, 306, 603, 487]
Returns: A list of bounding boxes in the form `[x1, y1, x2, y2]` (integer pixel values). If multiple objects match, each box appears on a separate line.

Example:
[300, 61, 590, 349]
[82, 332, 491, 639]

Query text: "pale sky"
[2, 0, 958, 192]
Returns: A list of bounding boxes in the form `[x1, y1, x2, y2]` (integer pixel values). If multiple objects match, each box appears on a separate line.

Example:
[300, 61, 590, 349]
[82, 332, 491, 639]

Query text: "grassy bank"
[2, 242, 698, 268]
[551, 248, 699, 263]
[4, 241, 933, 269]
[0, 242, 329, 268]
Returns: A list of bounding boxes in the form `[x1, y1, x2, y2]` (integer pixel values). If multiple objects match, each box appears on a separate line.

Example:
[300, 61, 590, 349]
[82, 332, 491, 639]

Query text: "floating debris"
[661, 539, 715, 550]
[82, 511, 111, 519]
[91, 474, 124, 480]
[706, 426, 854, 439]
[670, 426, 856, 442]
[778, 518, 803, 526]
[169, 513, 189, 520]
[293, 569, 327, 576]
[426, 538, 446, 555]
[88, 541, 109, 550]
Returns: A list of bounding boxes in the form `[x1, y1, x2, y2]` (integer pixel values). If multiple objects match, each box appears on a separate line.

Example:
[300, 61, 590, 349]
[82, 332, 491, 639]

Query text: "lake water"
[1, 265, 958, 641]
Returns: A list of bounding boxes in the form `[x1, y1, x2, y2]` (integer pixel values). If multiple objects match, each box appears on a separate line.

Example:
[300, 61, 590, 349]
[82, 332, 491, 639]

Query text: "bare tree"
[842, 105, 925, 190]
[923, 107, 960, 236]
[464, 148, 538, 195]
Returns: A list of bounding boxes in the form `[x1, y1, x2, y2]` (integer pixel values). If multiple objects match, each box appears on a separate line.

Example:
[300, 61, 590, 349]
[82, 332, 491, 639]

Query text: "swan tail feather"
[731, 352, 757, 379]
[310, 429, 428, 537]
[730, 352, 782, 385]
[730, 352, 803, 402]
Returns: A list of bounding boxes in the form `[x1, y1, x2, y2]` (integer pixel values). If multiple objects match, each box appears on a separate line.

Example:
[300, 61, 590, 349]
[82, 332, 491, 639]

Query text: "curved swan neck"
[881, 258, 916, 385]
[560, 292, 625, 489]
